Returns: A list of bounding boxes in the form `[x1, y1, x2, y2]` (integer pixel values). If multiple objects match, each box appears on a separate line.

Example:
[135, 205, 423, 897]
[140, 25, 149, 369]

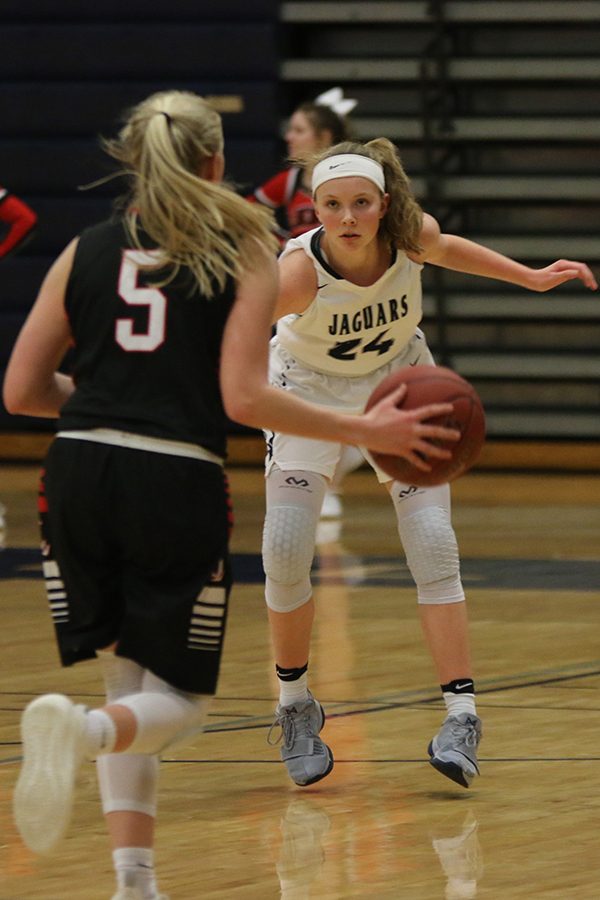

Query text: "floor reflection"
[431, 813, 483, 899]
[0, 501, 6, 550]
[271, 793, 484, 898]
[276, 798, 331, 899]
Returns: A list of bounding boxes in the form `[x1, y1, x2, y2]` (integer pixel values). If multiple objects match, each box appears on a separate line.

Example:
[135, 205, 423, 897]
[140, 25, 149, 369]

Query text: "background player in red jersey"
[0, 185, 37, 259]
[0, 185, 37, 537]
[248, 87, 357, 245]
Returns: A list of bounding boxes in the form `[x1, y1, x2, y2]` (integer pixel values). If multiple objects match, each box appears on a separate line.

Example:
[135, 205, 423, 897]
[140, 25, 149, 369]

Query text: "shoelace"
[267, 706, 316, 750]
[448, 719, 480, 749]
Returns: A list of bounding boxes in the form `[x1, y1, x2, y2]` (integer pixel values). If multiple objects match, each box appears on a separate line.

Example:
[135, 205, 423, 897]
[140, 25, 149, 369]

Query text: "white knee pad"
[396, 505, 464, 605]
[96, 652, 159, 817]
[263, 505, 317, 611]
[265, 574, 313, 613]
[263, 505, 317, 585]
[263, 469, 325, 612]
[97, 752, 159, 817]
[263, 505, 314, 612]
[115, 670, 210, 755]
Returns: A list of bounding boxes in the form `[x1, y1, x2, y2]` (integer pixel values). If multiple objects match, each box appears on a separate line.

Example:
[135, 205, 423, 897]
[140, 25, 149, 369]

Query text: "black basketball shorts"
[38, 437, 233, 695]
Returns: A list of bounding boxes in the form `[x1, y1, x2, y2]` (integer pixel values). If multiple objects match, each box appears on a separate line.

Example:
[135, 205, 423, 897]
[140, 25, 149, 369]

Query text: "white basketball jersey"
[277, 227, 423, 376]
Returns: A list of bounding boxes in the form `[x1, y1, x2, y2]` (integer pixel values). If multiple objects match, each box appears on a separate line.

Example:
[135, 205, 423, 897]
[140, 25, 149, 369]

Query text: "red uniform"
[0, 186, 37, 258]
[249, 167, 319, 244]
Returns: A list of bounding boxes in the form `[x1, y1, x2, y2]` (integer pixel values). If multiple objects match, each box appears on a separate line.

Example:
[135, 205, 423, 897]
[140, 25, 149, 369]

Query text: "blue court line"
[2, 547, 600, 591]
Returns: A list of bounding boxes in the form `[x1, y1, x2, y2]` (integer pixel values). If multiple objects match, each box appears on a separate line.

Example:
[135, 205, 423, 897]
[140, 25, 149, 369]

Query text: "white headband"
[312, 154, 385, 195]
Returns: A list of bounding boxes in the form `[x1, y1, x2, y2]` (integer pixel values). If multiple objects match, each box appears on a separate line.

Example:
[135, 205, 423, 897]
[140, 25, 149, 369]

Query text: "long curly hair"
[312, 138, 423, 255]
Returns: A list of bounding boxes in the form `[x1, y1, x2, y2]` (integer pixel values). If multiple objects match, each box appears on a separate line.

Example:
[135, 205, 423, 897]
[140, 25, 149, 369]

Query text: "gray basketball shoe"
[268, 692, 334, 786]
[428, 713, 482, 788]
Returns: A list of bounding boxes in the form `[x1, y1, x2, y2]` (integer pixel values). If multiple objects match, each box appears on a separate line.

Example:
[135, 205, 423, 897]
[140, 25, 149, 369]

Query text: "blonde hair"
[103, 90, 279, 297]
[313, 138, 423, 255]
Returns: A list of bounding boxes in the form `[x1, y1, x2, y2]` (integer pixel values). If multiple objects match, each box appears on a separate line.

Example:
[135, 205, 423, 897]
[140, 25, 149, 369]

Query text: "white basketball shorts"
[265, 329, 434, 483]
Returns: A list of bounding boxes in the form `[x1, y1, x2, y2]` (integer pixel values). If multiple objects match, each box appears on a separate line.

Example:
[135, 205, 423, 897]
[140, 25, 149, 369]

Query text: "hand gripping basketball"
[365, 365, 486, 486]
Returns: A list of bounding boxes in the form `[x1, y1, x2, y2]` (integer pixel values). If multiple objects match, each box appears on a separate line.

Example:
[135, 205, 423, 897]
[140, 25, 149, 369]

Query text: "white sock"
[443, 692, 477, 718]
[113, 847, 157, 899]
[85, 708, 117, 755]
[278, 672, 309, 708]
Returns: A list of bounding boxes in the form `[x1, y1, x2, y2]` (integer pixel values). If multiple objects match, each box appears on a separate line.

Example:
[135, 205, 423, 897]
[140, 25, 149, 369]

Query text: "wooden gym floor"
[0, 453, 599, 899]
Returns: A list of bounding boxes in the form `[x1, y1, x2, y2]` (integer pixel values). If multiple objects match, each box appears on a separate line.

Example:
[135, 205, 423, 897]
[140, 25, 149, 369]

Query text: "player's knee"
[416, 573, 464, 605]
[397, 506, 464, 604]
[97, 753, 159, 817]
[262, 505, 317, 585]
[265, 575, 312, 612]
[122, 687, 209, 755]
[262, 505, 317, 612]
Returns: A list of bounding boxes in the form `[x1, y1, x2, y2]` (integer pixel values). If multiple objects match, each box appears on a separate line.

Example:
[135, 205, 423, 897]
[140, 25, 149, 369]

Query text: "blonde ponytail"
[103, 91, 278, 297]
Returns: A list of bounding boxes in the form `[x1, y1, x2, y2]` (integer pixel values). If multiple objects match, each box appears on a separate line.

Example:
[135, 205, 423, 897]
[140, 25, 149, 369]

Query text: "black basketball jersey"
[59, 218, 236, 457]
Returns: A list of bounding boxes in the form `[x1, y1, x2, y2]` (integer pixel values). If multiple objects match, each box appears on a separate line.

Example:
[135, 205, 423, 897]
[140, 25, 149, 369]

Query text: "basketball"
[365, 365, 486, 486]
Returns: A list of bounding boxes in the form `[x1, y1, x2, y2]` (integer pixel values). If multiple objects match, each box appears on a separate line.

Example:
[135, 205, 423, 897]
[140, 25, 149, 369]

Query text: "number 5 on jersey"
[115, 249, 167, 352]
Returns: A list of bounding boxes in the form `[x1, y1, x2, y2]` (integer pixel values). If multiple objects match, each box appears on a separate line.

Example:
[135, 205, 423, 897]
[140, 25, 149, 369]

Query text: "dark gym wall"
[0, 0, 281, 431]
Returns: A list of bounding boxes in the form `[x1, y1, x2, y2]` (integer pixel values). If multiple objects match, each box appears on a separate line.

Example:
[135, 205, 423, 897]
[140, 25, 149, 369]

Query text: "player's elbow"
[3, 364, 39, 415]
[223, 394, 260, 428]
[222, 381, 268, 429]
[3, 379, 28, 415]
[224, 401, 259, 428]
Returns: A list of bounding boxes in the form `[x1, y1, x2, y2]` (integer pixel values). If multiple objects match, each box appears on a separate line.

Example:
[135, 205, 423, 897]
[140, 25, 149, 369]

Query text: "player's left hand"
[528, 259, 598, 292]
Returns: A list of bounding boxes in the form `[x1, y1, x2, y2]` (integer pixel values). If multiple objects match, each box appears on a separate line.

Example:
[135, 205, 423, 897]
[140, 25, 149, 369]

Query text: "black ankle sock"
[276, 663, 308, 682]
[441, 678, 475, 694]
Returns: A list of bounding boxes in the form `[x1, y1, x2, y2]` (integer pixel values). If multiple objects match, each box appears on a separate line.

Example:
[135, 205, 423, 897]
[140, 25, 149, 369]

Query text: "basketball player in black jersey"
[3, 91, 460, 900]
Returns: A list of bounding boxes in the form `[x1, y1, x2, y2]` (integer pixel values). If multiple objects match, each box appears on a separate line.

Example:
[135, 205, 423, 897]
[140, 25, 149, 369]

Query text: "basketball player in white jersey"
[263, 139, 597, 791]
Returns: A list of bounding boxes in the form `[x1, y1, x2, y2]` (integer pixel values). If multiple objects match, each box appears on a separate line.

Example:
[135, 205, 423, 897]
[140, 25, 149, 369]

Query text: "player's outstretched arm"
[413, 213, 598, 292]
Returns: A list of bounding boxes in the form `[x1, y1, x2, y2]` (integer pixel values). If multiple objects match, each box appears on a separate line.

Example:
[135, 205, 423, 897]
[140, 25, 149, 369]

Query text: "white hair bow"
[314, 86, 358, 117]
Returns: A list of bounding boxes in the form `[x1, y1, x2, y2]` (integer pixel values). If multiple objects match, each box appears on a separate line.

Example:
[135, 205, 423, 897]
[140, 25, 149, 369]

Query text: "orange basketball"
[365, 365, 486, 486]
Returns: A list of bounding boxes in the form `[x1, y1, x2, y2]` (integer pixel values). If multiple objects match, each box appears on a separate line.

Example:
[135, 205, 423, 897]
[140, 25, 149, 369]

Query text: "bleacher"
[281, 0, 600, 442]
[1, 0, 599, 464]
